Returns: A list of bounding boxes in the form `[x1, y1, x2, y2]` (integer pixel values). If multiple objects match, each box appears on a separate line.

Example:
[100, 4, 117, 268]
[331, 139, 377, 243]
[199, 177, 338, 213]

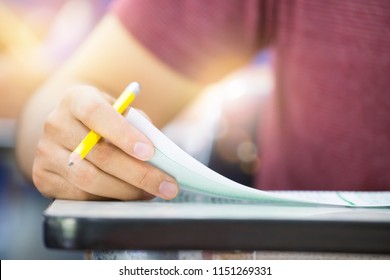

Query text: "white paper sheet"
[125, 108, 390, 208]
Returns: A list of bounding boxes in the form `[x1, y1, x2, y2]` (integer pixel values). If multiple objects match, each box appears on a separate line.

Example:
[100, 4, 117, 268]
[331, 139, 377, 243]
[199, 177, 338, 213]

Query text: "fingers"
[34, 140, 154, 200]
[33, 140, 105, 200]
[65, 86, 154, 161]
[33, 85, 179, 201]
[85, 140, 178, 199]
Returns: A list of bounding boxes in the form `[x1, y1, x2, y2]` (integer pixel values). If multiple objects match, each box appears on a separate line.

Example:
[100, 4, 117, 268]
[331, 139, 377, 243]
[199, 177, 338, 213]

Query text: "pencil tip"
[68, 152, 82, 166]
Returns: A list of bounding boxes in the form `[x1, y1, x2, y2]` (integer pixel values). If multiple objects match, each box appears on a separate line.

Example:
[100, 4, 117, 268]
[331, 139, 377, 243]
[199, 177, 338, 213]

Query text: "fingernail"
[159, 180, 178, 199]
[134, 142, 154, 160]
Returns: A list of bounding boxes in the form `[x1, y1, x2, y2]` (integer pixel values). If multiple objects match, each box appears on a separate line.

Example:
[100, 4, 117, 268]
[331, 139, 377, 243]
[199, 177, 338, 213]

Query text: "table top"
[44, 200, 390, 254]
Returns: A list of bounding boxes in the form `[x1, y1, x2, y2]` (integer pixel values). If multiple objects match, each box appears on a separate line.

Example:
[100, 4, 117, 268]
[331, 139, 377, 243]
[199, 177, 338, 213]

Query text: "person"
[16, 0, 390, 201]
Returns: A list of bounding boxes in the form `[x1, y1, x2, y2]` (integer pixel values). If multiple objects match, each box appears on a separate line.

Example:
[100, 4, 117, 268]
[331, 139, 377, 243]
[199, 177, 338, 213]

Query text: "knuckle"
[32, 164, 43, 190]
[137, 168, 152, 187]
[84, 101, 104, 118]
[71, 164, 98, 190]
[35, 140, 48, 158]
[91, 141, 113, 165]
[65, 85, 107, 123]
[79, 99, 106, 124]
[136, 166, 164, 189]
[43, 111, 60, 135]
[32, 165, 53, 198]
[39, 184, 59, 199]
[64, 86, 80, 100]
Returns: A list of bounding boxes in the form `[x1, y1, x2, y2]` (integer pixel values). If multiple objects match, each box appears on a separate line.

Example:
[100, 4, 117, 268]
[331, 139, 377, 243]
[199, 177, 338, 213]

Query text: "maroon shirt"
[112, 0, 390, 191]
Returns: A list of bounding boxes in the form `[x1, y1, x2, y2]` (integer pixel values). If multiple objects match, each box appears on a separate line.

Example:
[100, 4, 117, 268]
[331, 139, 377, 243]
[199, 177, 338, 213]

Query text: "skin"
[0, 54, 47, 118]
[16, 14, 251, 201]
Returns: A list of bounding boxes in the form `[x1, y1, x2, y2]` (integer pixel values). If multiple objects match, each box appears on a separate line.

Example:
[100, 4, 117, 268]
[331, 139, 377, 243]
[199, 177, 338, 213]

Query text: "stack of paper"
[126, 108, 390, 208]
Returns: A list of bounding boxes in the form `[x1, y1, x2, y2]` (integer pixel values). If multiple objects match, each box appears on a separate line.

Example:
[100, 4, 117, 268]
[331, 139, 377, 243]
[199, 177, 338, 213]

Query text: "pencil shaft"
[113, 89, 136, 113]
[74, 130, 102, 159]
[68, 82, 140, 165]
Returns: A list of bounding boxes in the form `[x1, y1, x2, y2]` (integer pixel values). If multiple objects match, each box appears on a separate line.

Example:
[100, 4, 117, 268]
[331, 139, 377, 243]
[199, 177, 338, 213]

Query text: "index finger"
[67, 85, 154, 161]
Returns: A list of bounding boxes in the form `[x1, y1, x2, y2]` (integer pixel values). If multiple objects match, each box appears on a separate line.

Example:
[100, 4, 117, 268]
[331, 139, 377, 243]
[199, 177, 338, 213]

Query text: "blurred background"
[0, 0, 111, 259]
[164, 51, 273, 187]
[0, 0, 273, 259]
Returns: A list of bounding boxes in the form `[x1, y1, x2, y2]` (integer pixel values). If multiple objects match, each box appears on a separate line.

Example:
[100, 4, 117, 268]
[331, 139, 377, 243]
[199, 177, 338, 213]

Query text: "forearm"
[15, 15, 204, 179]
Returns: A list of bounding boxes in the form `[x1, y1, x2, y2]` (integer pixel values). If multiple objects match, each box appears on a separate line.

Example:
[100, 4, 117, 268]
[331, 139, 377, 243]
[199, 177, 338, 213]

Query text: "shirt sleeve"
[110, 0, 270, 81]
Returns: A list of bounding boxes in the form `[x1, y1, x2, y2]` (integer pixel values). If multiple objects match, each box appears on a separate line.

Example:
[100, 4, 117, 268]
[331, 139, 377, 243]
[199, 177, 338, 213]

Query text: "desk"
[44, 200, 390, 259]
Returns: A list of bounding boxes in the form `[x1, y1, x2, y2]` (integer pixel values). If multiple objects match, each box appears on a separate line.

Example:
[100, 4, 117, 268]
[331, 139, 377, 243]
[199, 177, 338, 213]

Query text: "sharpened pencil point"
[68, 152, 82, 167]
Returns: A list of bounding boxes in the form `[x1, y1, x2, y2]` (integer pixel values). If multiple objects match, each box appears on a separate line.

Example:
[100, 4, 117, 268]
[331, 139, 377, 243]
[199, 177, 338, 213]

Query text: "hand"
[32, 85, 179, 200]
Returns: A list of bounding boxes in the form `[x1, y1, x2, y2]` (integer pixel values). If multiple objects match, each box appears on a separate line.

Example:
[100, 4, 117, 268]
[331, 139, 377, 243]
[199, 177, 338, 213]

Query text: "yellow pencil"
[68, 82, 141, 166]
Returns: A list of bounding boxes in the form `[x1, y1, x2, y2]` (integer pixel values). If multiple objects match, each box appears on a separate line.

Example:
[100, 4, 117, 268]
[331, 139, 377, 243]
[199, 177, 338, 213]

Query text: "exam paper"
[126, 108, 390, 207]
